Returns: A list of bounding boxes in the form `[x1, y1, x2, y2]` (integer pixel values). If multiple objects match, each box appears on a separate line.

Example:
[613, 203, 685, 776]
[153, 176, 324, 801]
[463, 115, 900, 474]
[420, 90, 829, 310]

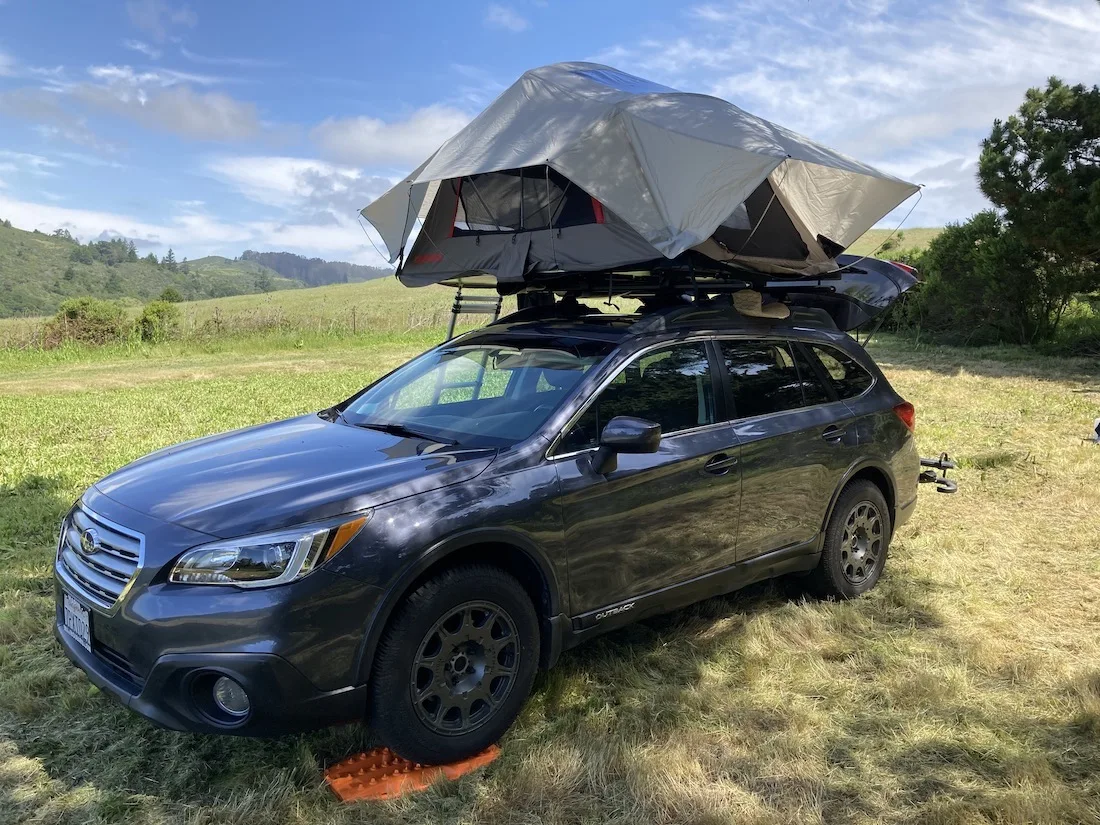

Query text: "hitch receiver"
[919, 453, 957, 494]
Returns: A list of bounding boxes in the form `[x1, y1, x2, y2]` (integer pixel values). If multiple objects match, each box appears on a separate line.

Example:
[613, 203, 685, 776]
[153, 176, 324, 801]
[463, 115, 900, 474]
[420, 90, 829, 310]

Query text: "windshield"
[339, 335, 615, 448]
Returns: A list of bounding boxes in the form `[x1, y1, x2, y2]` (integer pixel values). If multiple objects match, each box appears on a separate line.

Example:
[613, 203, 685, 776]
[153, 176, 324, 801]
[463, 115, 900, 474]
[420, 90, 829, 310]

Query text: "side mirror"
[591, 416, 661, 475]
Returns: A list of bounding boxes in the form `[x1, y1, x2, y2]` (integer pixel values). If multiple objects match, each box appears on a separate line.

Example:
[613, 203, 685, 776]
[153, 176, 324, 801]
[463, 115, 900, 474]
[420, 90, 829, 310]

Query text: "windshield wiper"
[350, 420, 457, 445]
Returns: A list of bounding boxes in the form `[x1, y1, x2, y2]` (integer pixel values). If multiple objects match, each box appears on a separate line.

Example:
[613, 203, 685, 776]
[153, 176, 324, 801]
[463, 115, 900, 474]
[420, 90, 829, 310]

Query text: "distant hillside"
[241, 250, 391, 287]
[0, 223, 299, 318]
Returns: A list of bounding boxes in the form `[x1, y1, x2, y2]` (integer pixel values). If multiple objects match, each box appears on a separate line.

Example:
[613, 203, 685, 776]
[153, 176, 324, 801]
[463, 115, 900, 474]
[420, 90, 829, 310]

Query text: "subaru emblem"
[80, 528, 102, 556]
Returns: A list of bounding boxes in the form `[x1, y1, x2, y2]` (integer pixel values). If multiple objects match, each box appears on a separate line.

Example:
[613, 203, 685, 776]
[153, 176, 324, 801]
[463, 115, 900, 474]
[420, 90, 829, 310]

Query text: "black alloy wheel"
[809, 479, 891, 599]
[370, 565, 539, 764]
[410, 600, 520, 736]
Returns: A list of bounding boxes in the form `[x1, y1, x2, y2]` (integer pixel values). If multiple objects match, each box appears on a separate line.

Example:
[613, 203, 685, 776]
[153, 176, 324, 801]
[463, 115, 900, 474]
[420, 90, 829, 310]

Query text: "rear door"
[553, 340, 742, 616]
[716, 338, 858, 561]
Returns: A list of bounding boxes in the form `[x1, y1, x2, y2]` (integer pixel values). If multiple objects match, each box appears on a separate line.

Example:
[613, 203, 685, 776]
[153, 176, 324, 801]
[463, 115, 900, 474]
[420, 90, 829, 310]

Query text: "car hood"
[93, 414, 497, 538]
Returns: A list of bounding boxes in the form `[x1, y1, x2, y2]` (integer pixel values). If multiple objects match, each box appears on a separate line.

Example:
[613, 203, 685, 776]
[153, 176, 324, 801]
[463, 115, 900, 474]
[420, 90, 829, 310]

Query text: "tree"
[127, 240, 138, 262]
[979, 78, 1100, 266]
[144, 252, 158, 266]
[52, 228, 76, 242]
[255, 270, 274, 292]
[158, 286, 183, 303]
[162, 248, 177, 271]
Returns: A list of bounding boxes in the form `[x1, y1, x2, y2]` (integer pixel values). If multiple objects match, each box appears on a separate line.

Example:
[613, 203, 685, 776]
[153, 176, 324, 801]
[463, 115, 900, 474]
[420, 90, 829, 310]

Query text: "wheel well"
[407, 542, 554, 620]
[848, 466, 895, 525]
[365, 542, 557, 684]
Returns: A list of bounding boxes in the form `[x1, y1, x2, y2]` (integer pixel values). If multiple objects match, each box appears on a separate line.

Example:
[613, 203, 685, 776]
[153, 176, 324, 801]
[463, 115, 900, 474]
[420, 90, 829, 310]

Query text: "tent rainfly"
[362, 62, 920, 287]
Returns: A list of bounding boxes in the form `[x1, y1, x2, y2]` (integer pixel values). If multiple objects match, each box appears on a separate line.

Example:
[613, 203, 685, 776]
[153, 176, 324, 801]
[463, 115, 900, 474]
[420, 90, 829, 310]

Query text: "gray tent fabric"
[362, 62, 919, 282]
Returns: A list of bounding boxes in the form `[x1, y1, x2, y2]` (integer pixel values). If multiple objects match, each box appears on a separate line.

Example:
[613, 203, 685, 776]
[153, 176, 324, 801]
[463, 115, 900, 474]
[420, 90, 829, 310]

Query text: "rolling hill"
[0, 223, 303, 318]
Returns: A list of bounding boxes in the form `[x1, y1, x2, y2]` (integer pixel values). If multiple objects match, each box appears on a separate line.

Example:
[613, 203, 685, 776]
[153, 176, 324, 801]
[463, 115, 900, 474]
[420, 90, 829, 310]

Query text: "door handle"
[704, 453, 739, 475]
[821, 425, 846, 443]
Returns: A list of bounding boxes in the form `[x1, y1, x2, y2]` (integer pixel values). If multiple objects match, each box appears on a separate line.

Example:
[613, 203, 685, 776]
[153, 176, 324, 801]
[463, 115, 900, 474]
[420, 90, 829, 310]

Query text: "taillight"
[889, 260, 918, 277]
[893, 401, 915, 431]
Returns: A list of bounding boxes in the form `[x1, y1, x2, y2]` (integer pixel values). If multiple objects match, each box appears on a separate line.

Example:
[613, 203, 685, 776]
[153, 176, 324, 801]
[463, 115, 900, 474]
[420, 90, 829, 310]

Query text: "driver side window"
[558, 342, 715, 453]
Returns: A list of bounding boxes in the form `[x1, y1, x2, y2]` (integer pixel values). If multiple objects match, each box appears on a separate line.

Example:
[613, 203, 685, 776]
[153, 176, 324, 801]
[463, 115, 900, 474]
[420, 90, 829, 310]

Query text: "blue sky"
[1, 0, 1099, 265]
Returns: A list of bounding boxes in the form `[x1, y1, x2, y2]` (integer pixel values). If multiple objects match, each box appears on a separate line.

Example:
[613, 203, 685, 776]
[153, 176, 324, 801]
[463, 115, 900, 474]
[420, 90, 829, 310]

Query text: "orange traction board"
[324, 745, 501, 802]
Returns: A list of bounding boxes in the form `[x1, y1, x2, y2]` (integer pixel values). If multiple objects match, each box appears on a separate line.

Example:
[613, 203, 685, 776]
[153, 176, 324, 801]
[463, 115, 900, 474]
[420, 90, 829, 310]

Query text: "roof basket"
[447, 287, 504, 340]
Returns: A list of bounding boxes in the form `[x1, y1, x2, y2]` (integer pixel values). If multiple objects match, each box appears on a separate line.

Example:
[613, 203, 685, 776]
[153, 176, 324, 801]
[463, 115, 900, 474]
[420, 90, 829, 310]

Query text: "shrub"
[899, 211, 1096, 346]
[158, 286, 184, 303]
[47, 298, 128, 346]
[137, 300, 181, 342]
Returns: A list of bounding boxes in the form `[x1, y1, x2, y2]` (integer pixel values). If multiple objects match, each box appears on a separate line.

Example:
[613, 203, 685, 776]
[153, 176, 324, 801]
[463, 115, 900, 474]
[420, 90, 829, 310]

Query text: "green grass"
[0, 277, 511, 351]
[847, 227, 942, 257]
[1, 320, 1098, 823]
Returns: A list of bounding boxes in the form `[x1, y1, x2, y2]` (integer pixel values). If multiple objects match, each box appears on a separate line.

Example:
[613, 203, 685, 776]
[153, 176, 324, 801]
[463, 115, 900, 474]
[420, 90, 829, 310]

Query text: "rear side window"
[809, 345, 874, 399]
[559, 342, 716, 452]
[719, 341, 805, 418]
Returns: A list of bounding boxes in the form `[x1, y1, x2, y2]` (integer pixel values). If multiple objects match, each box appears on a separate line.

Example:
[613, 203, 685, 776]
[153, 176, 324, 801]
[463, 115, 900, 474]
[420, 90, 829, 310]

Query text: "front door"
[716, 338, 859, 560]
[553, 341, 742, 616]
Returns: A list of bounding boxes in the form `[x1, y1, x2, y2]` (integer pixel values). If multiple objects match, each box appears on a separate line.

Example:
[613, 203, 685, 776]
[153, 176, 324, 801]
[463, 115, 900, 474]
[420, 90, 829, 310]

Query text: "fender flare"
[818, 459, 898, 547]
[353, 528, 564, 686]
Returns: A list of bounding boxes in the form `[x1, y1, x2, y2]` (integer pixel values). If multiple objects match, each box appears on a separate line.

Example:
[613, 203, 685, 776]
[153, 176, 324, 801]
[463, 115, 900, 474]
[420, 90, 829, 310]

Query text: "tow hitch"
[919, 453, 957, 494]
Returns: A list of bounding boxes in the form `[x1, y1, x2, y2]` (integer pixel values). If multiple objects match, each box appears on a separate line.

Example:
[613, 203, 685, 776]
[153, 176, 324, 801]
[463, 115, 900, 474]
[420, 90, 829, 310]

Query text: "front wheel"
[809, 480, 891, 599]
[369, 565, 539, 764]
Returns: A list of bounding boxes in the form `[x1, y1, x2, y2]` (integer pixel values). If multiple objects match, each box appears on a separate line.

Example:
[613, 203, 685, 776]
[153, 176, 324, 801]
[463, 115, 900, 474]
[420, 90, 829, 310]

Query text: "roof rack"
[626, 299, 837, 334]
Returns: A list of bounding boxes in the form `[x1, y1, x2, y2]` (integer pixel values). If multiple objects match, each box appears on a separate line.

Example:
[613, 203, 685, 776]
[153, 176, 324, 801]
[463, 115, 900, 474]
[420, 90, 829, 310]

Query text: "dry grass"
[0, 333, 1098, 824]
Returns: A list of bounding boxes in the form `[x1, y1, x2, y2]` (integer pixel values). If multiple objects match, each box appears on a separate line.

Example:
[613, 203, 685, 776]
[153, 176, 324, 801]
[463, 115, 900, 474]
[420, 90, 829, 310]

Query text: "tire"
[369, 565, 540, 764]
[809, 480, 892, 600]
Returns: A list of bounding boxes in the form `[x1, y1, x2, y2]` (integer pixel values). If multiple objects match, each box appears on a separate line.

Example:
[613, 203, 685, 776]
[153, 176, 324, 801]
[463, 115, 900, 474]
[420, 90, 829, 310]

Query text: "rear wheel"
[809, 480, 891, 599]
[369, 565, 539, 764]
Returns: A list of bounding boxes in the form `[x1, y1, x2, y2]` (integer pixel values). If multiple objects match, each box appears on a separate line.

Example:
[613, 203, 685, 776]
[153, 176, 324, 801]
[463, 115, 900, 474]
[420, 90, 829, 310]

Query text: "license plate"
[62, 592, 92, 653]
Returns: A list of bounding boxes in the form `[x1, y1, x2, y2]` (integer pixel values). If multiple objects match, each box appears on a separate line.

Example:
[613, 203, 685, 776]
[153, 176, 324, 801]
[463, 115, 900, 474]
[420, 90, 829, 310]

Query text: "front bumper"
[54, 598, 369, 735]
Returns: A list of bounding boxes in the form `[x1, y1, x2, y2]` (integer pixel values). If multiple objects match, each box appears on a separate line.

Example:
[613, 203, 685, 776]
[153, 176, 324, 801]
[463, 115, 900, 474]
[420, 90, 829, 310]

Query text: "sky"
[1, 0, 1099, 266]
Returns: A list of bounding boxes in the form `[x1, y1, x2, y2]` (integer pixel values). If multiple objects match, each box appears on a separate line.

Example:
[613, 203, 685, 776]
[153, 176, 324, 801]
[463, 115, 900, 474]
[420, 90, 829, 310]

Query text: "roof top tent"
[359, 62, 921, 333]
[363, 62, 918, 284]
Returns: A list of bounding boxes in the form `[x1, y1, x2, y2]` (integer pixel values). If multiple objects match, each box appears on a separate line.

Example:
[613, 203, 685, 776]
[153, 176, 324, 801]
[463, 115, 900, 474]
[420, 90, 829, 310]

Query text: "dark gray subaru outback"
[54, 270, 942, 765]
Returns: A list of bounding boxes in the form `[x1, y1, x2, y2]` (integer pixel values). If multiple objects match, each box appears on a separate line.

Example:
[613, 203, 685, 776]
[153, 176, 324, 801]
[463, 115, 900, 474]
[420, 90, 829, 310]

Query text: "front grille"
[58, 506, 143, 611]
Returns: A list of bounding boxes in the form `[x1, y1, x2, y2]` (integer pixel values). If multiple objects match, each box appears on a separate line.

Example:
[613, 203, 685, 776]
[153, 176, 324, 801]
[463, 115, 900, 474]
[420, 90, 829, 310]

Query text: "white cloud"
[180, 47, 281, 69]
[311, 105, 470, 167]
[485, 4, 530, 31]
[122, 39, 162, 60]
[68, 65, 260, 141]
[205, 156, 365, 209]
[0, 50, 15, 77]
[55, 151, 126, 169]
[77, 83, 261, 141]
[0, 150, 61, 176]
[86, 64, 221, 90]
[594, 0, 1100, 227]
[126, 0, 198, 42]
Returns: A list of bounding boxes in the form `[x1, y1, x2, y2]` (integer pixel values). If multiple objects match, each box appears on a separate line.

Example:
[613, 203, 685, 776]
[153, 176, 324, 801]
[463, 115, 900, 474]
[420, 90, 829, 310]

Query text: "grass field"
[846, 227, 941, 258]
[2, 293, 1100, 824]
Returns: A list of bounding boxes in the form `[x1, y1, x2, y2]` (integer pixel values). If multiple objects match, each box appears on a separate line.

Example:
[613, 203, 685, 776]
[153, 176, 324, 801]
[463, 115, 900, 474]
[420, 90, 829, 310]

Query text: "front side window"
[559, 342, 715, 453]
[719, 340, 806, 418]
[809, 345, 874, 399]
[341, 337, 613, 448]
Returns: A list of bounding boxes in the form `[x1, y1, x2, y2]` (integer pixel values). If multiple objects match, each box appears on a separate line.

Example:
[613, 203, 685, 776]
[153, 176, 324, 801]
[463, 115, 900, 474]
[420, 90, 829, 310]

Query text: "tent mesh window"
[452, 166, 602, 236]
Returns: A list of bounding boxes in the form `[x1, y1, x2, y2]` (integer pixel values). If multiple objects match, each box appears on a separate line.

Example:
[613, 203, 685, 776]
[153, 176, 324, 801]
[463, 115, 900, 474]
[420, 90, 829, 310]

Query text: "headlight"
[169, 514, 369, 588]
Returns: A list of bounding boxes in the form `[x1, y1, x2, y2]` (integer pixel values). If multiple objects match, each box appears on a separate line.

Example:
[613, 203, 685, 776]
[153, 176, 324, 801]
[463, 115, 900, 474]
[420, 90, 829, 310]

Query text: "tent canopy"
[362, 62, 919, 286]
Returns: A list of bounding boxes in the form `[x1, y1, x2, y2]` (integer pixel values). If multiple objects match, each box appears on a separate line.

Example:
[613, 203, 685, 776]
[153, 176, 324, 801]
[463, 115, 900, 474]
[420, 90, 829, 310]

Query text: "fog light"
[212, 676, 250, 717]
